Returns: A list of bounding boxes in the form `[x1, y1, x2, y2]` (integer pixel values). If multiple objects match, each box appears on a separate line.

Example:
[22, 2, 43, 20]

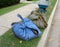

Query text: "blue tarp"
[11, 14, 42, 40]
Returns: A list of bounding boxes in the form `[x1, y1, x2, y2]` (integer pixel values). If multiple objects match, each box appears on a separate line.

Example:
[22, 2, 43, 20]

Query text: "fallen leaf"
[20, 40, 22, 43]
[48, 38, 53, 42]
[51, 22, 54, 25]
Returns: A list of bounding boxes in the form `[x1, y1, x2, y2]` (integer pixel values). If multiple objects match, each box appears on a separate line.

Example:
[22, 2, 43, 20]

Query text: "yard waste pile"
[28, 0, 50, 28]
[28, 8, 47, 29]
[11, 0, 50, 40]
[11, 14, 42, 40]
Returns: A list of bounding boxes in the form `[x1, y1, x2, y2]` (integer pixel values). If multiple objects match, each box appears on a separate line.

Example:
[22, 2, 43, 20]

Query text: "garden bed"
[0, 0, 57, 47]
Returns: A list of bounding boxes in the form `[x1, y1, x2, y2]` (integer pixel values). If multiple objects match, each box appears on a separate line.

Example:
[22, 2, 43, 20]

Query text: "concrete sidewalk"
[0, 4, 38, 36]
[45, 0, 60, 47]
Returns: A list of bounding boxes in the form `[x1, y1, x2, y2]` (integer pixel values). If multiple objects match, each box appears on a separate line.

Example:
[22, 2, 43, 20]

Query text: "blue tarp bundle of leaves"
[11, 14, 42, 40]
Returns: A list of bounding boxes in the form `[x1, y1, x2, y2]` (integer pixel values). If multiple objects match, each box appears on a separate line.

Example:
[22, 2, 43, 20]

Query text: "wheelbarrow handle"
[17, 14, 24, 21]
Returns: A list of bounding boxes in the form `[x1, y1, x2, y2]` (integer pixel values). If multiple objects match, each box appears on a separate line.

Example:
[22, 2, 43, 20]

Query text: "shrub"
[0, 0, 20, 8]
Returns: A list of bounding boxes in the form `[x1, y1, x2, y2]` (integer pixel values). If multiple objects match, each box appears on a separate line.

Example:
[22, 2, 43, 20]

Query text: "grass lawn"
[46, 0, 57, 21]
[0, 0, 57, 47]
[32, 0, 38, 2]
[0, 3, 28, 16]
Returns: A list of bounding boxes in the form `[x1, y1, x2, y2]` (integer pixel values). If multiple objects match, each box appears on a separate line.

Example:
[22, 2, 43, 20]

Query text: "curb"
[37, 0, 58, 47]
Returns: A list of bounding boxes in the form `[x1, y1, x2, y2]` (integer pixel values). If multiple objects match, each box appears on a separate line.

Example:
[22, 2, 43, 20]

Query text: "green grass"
[0, 29, 44, 47]
[0, 0, 57, 47]
[0, 3, 28, 16]
[46, 0, 57, 21]
[32, 0, 38, 2]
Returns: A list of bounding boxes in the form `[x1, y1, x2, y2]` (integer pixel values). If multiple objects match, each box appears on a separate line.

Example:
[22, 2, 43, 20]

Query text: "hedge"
[0, 0, 20, 8]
